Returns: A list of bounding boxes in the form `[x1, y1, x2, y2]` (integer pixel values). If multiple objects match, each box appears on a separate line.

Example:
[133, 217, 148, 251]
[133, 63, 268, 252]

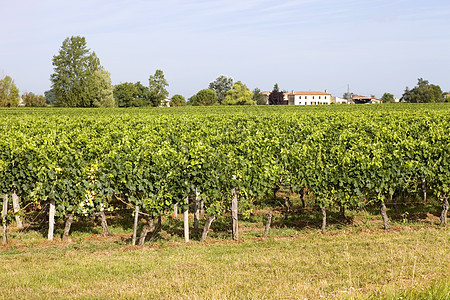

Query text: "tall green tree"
[170, 94, 186, 107]
[50, 36, 102, 107]
[114, 82, 138, 107]
[148, 70, 169, 107]
[134, 82, 151, 106]
[209, 75, 233, 104]
[401, 78, 444, 103]
[381, 93, 394, 103]
[44, 88, 57, 105]
[253, 88, 265, 105]
[273, 83, 280, 92]
[88, 70, 115, 107]
[190, 89, 218, 106]
[0, 75, 19, 107]
[222, 81, 255, 105]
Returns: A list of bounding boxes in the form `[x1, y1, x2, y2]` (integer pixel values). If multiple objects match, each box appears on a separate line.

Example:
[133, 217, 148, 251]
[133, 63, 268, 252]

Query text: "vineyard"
[1, 104, 450, 246]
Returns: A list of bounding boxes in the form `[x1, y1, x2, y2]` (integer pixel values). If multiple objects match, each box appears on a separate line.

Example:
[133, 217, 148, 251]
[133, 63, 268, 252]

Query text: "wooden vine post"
[47, 200, 56, 241]
[231, 175, 239, 241]
[2, 194, 8, 244]
[184, 196, 189, 242]
[132, 205, 139, 245]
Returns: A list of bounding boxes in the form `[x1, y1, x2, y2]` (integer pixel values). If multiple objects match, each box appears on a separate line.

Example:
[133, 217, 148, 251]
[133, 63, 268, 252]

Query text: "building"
[263, 91, 332, 105]
[286, 91, 331, 105]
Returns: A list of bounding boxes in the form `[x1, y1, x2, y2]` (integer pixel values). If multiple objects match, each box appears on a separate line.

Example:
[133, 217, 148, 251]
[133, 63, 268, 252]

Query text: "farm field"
[1, 103, 450, 299]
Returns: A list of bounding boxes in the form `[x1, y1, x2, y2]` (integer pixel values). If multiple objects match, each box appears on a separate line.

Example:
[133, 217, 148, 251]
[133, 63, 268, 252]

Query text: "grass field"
[1, 201, 450, 299]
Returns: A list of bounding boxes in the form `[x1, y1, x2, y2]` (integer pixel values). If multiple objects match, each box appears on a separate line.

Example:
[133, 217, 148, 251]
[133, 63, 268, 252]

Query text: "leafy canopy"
[51, 36, 102, 107]
[148, 70, 169, 107]
[170, 94, 186, 107]
[401, 78, 444, 103]
[209, 75, 233, 104]
[222, 81, 255, 105]
[0, 75, 19, 107]
[190, 89, 218, 106]
[22, 92, 46, 107]
[381, 93, 394, 103]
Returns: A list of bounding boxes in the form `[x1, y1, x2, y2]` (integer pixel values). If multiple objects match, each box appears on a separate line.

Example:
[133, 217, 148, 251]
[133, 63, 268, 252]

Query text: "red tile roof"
[288, 91, 331, 96]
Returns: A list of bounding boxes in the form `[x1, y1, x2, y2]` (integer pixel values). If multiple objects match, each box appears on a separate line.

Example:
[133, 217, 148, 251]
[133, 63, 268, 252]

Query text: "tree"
[401, 78, 444, 103]
[22, 92, 46, 107]
[343, 92, 355, 100]
[170, 94, 185, 107]
[0, 75, 19, 107]
[50, 36, 101, 107]
[209, 75, 233, 104]
[381, 93, 394, 103]
[253, 88, 266, 105]
[273, 83, 280, 92]
[114, 82, 137, 107]
[44, 88, 57, 105]
[148, 70, 169, 107]
[87, 69, 115, 107]
[134, 81, 151, 106]
[268, 87, 285, 105]
[190, 89, 218, 106]
[222, 81, 255, 105]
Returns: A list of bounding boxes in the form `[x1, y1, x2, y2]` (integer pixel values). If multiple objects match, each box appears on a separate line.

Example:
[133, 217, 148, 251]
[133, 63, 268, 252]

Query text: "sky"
[1, 0, 449, 99]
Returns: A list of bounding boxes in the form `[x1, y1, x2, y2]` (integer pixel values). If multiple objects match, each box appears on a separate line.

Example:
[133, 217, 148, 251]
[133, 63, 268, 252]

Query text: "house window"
[319, 96, 321, 99]
[312, 96, 315, 99]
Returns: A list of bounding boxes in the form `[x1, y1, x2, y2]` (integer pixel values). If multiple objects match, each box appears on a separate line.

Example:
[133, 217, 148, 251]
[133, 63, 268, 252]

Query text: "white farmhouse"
[286, 91, 331, 105]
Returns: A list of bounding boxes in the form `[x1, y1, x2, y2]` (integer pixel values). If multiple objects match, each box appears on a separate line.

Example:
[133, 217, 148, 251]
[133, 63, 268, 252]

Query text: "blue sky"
[1, 0, 449, 99]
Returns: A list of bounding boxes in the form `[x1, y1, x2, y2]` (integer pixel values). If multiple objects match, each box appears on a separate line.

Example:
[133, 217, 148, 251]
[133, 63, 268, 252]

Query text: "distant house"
[262, 90, 332, 105]
[287, 91, 331, 105]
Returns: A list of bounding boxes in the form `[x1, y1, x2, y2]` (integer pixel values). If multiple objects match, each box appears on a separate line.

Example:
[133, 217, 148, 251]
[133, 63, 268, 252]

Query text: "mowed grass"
[1, 225, 449, 299]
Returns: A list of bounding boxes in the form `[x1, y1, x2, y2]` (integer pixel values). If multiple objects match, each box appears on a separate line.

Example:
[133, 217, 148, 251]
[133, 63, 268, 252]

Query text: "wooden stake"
[231, 184, 239, 241]
[48, 200, 56, 241]
[2, 194, 8, 244]
[184, 196, 189, 242]
[132, 205, 139, 245]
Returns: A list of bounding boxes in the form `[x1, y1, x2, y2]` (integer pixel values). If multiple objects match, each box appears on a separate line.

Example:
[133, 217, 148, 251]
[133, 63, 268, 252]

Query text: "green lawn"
[1, 223, 449, 299]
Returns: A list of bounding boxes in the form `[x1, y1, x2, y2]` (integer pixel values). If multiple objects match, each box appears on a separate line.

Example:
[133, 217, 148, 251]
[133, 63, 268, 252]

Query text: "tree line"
[1, 36, 449, 107]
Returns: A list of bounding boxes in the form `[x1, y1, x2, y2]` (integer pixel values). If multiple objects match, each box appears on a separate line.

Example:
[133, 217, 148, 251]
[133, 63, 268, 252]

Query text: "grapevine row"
[1, 105, 449, 243]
